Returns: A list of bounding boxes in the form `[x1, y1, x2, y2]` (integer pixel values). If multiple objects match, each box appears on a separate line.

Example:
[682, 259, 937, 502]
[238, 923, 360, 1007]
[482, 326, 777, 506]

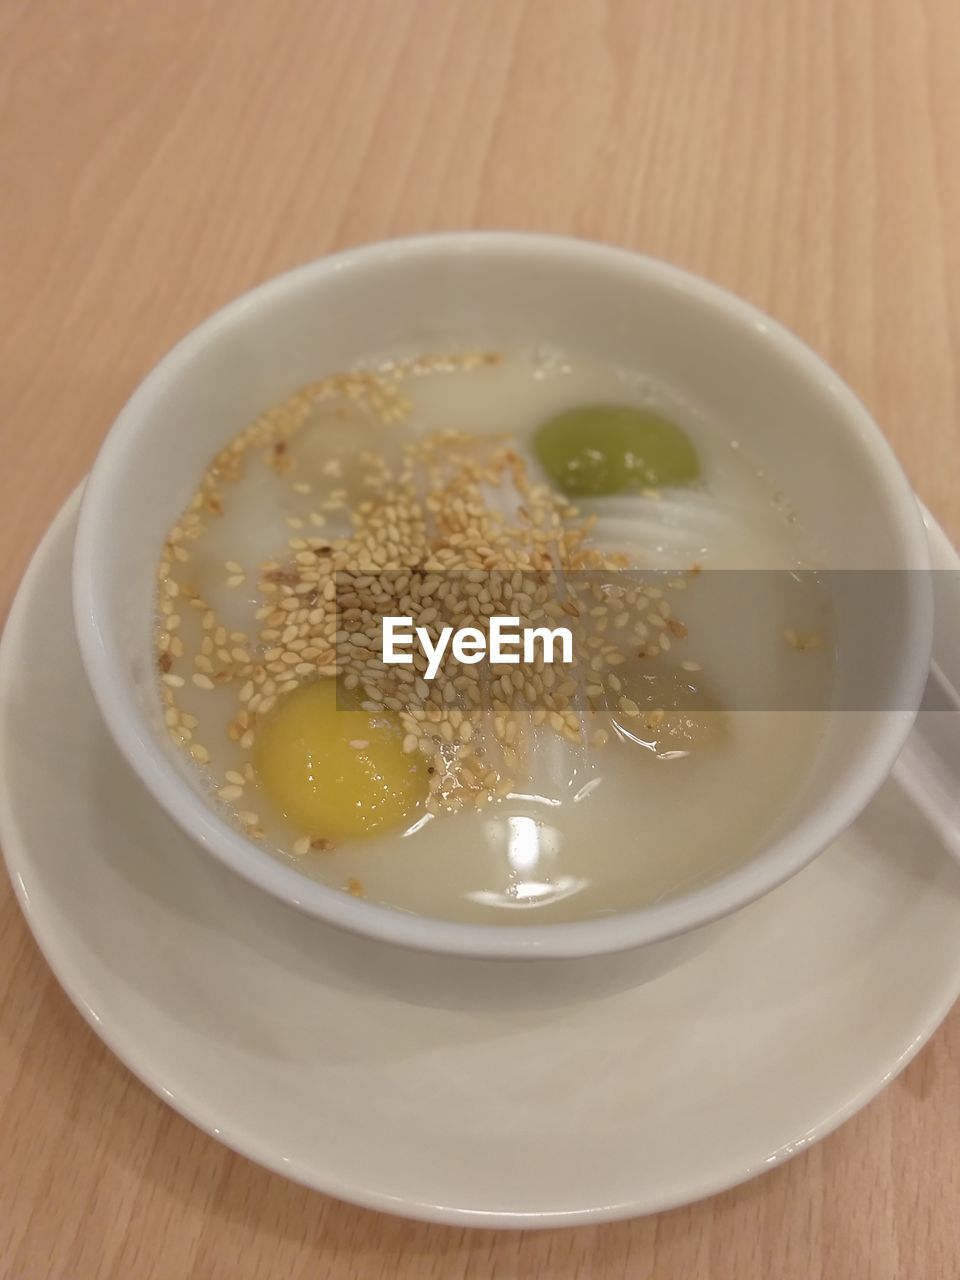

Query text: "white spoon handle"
[893, 544, 960, 861]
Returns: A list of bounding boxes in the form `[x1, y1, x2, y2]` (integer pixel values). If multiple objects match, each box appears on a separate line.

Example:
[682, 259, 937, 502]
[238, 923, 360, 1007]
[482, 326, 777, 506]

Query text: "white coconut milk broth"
[168, 348, 834, 924]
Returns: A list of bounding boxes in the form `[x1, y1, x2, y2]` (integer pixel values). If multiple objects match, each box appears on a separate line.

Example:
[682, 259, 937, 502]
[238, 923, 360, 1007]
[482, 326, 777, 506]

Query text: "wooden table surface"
[2, 1, 960, 1276]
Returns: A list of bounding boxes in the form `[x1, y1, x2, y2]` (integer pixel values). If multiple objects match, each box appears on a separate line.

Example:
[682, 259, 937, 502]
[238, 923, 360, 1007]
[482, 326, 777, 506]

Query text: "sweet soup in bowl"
[73, 235, 932, 958]
[154, 345, 835, 923]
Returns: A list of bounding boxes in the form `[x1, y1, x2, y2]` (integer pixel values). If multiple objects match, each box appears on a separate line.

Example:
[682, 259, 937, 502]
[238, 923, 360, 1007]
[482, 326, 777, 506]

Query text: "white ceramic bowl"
[73, 233, 933, 958]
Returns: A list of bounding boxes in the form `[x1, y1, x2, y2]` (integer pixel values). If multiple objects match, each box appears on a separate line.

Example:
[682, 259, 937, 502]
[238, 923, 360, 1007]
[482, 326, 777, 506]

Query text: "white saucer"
[2, 492, 960, 1229]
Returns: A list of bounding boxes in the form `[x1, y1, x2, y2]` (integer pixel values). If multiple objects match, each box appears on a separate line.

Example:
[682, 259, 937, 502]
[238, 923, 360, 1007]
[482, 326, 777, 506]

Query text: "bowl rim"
[72, 231, 934, 958]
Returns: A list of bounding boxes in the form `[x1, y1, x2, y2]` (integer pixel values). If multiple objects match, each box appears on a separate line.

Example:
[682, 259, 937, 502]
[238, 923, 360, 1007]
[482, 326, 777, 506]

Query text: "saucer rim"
[1, 488, 959, 1228]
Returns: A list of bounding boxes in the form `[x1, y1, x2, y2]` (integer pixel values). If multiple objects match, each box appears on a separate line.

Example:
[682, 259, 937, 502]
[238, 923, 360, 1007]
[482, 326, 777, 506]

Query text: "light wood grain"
[2, 1, 960, 1275]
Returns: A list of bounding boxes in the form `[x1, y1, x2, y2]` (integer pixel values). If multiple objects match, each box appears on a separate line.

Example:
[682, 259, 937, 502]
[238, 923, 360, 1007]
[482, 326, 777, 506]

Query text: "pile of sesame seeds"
[154, 354, 701, 855]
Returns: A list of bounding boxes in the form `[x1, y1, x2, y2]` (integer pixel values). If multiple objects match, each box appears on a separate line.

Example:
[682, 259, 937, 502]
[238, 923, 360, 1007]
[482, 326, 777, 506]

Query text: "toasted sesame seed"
[156, 356, 717, 846]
